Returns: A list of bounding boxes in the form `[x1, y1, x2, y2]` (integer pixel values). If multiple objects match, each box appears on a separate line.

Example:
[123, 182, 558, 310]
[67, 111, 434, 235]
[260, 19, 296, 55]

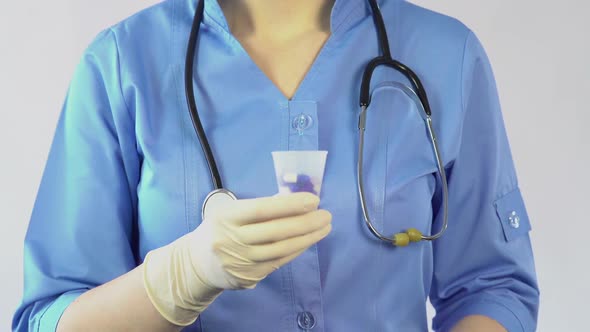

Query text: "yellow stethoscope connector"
[407, 228, 422, 242]
[392, 229, 423, 247]
[393, 233, 410, 247]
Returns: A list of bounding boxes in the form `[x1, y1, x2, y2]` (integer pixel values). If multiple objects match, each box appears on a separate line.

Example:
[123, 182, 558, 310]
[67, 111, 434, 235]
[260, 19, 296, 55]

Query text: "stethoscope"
[185, 0, 449, 247]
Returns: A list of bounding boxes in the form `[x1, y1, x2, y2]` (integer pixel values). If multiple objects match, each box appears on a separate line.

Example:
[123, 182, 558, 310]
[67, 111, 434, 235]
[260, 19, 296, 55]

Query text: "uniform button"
[508, 211, 520, 229]
[292, 113, 313, 134]
[297, 311, 316, 330]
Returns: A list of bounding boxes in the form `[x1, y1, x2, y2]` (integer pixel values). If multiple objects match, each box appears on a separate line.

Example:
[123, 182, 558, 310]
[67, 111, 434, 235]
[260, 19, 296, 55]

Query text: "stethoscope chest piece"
[202, 189, 238, 220]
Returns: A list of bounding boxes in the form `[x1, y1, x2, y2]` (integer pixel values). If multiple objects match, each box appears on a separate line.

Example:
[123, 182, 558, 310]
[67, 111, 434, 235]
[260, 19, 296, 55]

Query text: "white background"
[1, 1, 588, 330]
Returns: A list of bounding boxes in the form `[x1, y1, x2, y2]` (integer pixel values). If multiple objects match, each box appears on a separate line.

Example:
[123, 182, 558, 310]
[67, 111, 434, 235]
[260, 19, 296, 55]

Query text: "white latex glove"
[143, 192, 332, 326]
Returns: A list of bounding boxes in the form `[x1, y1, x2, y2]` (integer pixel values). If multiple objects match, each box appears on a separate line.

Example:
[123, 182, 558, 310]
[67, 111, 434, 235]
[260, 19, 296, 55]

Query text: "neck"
[217, 0, 336, 42]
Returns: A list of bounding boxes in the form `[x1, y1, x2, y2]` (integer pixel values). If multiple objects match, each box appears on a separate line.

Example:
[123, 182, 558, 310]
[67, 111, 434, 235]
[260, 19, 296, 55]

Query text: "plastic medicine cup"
[271, 151, 328, 196]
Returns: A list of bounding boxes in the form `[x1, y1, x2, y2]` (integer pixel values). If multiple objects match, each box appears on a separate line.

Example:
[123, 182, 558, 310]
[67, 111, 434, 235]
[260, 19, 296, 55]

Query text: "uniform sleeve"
[12, 29, 140, 332]
[429, 31, 540, 332]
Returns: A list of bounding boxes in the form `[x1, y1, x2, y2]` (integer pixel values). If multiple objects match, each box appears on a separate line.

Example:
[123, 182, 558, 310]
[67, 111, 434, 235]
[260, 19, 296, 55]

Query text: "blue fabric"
[13, 0, 539, 331]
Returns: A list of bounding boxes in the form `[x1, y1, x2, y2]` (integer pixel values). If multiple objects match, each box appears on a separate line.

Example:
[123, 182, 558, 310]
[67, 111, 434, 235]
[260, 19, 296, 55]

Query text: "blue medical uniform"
[13, 0, 540, 331]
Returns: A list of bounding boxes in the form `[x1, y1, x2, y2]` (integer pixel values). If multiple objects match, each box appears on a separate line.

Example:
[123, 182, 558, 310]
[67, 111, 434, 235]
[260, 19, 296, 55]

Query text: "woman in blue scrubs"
[13, 0, 539, 331]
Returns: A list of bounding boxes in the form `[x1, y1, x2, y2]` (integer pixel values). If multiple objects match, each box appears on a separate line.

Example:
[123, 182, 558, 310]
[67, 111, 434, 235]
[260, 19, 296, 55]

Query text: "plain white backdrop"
[1, 1, 587, 330]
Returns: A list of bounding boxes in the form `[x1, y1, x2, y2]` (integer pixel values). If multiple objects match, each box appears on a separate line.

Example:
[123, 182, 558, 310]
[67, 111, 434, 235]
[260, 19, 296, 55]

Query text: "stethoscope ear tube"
[356, 0, 447, 246]
[421, 117, 449, 241]
[356, 84, 449, 246]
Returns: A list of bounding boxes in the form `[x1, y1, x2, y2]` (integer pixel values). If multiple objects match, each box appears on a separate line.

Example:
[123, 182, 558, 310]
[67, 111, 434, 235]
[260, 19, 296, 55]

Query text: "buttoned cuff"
[435, 297, 534, 332]
[37, 290, 85, 332]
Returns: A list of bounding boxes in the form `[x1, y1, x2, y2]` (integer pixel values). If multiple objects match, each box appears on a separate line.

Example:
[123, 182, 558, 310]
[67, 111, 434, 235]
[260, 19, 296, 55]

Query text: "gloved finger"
[237, 210, 332, 245]
[257, 246, 309, 274]
[219, 192, 320, 226]
[246, 223, 332, 262]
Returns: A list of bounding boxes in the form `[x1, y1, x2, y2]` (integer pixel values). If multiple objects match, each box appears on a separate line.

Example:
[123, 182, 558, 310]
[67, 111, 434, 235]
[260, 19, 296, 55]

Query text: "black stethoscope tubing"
[184, 0, 448, 246]
[185, 0, 223, 190]
[184, 0, 433, 192]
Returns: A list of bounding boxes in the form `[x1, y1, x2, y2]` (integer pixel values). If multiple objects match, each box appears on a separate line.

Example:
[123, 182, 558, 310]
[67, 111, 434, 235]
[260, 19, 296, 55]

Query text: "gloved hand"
[143, 192, 332, 326]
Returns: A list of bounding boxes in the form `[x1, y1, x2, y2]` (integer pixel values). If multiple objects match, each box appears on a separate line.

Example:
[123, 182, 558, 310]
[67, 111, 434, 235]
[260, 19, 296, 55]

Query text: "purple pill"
[281, 173, 317, 195]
